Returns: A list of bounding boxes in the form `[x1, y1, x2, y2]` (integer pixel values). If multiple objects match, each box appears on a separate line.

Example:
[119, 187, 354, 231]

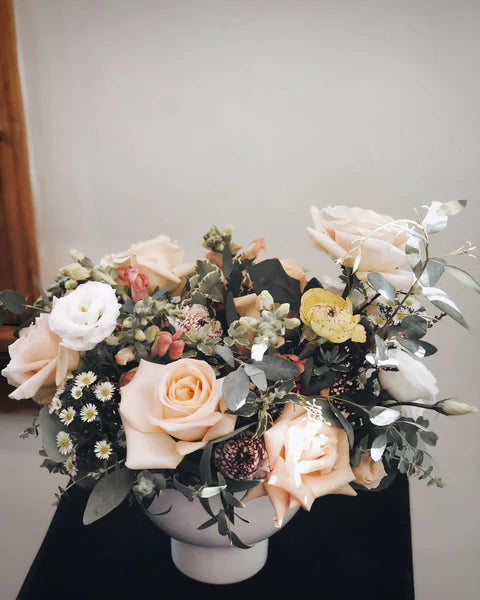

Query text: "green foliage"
[83, 467, 135, 525]
[247, 259, 301, 309]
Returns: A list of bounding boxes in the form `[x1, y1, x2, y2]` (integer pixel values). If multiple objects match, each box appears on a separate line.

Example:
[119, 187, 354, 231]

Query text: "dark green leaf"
[422, 286, 468, 328]
[371, 433, 387, 461]
[247, 259, 301, 309]
[420, 430, 438, 446]
[329, 402, 354, 447]
[200, 443, 213, 484]
[216, 509, 229, 536]
[445, 265, 480, 293]
[173, 476, 197, 500]
[83, 468, 134, 525]
[226, 478, 263, 493]
[229, 531, 252, 549]
[436, 199, 467, 216]
[253, 355, 300, 381]
[398, 338, 438, 357]
[198, 516, 218, 530]
[222, 490, 245, 509]
[0, 290, 27, 314]
[367, 272, 396, 302]
[222, 244, 233, 279]
[222, 368, 250, 411]
[400, 314, 428, 339]
[151, 285, 173, 300]
[225, 291, 239, 325]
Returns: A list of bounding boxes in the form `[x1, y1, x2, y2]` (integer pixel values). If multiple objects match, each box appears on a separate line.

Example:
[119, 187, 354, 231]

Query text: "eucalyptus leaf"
[0, 290, 27, 314]
[38, 406, 66, 462]
[222, 244, 233, 279]
[436, 199, 467, 216]
[198, 516, 218, 530]
[199, 443, 213, 484]
[226, 478, 263, 493]
[83, 468, 134, 525]
[198, 485, 226, 498]
[222, 368, 251, 411]
[229, 531, 252, 549]
[243, 364, 268, 391]
[222, 490, 245, 509]
[420, 260, 445, 287]
[371, 433, 387, 461]
[405, 236, 424, 278]
[216, 509, 229, 536]
[215, 345, 235, 368]
[445, 265, 480, 293]
[367, 272, 396, 302]
[398, 338, 438, 357]
[420, 430, 438, 446]
[253, 355, 300, 381]
[421, 286, 468, 328]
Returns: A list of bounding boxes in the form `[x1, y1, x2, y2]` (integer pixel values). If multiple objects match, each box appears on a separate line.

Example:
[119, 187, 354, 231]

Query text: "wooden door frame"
[0, 0, 39, 411]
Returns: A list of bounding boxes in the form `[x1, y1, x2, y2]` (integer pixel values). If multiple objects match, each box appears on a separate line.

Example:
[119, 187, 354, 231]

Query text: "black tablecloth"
[17, 475, 414, 600]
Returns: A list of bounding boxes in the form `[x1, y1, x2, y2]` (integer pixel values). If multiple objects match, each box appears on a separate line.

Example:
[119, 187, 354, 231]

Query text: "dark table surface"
[17, 474, 414, 600]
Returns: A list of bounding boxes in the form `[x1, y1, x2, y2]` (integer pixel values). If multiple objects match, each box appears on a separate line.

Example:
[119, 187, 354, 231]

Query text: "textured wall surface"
[8, 1, 480, 598]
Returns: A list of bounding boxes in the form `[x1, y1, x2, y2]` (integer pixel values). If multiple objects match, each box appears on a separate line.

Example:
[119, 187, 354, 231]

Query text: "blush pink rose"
[102, 235, 194, 296]
[118, 266, 149, 302]
[119, 358, 236, 469]
[243, 404, 356, 526]
[1, 313, 79, 404]
[119, 367, 138, 387]
[352, 454, 387, 490]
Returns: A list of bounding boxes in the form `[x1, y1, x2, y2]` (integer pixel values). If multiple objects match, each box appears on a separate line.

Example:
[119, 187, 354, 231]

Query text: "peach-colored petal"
[123, 418, 183, 469]
[308, 227, 346, 262]
[234, 294, 261, 319]
[242, 483, 268, 504]
[175, 439, 207, 456]
[8, 359, 57, 401]
[264, 479, 294, 527]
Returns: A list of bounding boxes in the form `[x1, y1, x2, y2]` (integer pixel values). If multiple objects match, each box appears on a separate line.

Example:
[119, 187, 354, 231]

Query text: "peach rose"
[352, 454, 387, 490]
[280, 259, 307, 292]
[243, 404, 356, 526]
[117, 266, 149, 302]
[1, 313, 79, 404]
[308, 205, 415, 290]
[242, 238, 267, 261]
[102, 235, 194, 296]
[119, 358, 236, 469]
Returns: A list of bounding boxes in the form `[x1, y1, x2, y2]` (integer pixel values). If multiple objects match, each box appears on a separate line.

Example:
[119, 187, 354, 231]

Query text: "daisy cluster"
[49, 370, 124, 479]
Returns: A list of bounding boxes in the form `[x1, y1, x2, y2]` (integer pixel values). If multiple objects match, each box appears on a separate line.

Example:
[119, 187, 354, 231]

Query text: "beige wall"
[12, 1, 480, 598]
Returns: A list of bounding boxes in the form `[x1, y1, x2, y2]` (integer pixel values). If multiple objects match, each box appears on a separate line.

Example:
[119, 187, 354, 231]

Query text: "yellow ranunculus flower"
[300, 288, 366, 343]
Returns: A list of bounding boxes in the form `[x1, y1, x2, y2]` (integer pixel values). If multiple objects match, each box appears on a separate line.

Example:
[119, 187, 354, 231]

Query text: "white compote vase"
[144, 489, 299, 584]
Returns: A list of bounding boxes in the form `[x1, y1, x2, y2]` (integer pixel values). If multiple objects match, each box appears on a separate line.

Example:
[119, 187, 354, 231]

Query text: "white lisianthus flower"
[49, 282, 121, 351]
[378, 347, 438, 419]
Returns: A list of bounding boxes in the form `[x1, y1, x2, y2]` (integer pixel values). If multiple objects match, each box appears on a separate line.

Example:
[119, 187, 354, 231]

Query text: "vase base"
[171, 538, 268, 584]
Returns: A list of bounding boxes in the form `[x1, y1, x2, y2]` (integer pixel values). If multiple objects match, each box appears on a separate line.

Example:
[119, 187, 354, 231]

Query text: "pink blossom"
[119, 367, 138, 387]
[151, 330, 185, 361]
[118, 267, 149, 302]
[242, 238, 267, 261]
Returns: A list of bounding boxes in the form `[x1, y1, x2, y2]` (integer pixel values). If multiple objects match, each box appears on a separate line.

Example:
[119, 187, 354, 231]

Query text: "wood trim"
[0, 0, 39, 302]
[0, 0, 39, 414]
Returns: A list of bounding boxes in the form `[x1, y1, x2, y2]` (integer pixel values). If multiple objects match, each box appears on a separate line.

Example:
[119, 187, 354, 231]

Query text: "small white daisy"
[64, 457, 77, 477]
[74, 371, 97, 388]
[59, 406, 76, 426]
[94, 382, 115, 402]
[49, 396, 62, 414]
[71, 386, 83, 400]
[94, 440, 112, 461]
[56, 431, 73, 455]
[80, 403, 98, 423]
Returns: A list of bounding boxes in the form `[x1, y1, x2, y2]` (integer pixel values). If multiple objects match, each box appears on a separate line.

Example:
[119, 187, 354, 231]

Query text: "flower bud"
[122, 317, 133, 329]
[134, 329, 146, 342]
[62, 262, 91, 281]
[115, 346, 136, 366]
[65, 279, 78, 290]
[144, 325, 160, 343]
[259, 290, 274, 311]
[435, 399, 478, 416]
[70, 249, 85, 262]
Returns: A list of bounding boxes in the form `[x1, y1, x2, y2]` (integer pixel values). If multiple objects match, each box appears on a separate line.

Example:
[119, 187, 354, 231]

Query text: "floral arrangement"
[1, 201, 478, 547]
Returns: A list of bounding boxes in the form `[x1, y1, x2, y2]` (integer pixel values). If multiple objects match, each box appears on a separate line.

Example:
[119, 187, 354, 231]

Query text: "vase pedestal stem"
[170, 538, 269, 584]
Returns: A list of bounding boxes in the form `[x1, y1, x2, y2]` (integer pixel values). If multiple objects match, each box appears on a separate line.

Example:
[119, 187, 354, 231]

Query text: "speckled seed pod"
[214, 430, 267, 480]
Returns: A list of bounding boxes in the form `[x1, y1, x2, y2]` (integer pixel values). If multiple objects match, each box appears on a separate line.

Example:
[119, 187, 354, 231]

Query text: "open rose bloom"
[1, 200, 477, 556]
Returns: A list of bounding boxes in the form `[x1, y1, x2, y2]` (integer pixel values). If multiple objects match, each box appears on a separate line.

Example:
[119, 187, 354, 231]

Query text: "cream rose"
[102, 235, 194, 295]
[1, 313, 79, 404]
[352, 454, 387, 490]
[308, 205, 415, 290]
[243, 404, 356, 526]
[119, 358, 236, 469]
[48, 281, 121, 351]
